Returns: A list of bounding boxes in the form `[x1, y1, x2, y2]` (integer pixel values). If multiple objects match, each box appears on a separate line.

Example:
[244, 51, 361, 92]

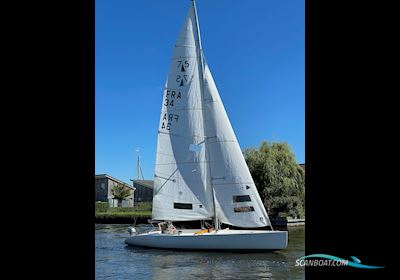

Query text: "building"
[133, 180, 154, 203]
[95, 174, 135, 207]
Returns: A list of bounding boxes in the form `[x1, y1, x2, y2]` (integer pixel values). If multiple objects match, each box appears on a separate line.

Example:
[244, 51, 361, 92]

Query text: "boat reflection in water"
[143, 250, 286, 279]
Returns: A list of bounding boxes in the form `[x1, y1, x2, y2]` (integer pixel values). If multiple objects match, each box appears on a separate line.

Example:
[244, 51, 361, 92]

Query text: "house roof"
[134, 180, 154, 189]
[95, 174, 135, 190]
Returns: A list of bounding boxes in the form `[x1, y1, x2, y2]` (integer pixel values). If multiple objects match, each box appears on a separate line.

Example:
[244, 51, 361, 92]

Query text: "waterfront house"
[95, 174, 135, 207]
[133, 180, 153, 203]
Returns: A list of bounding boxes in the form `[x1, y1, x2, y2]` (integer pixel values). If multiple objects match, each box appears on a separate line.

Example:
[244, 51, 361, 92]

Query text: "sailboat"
[125, 0, 288, 251]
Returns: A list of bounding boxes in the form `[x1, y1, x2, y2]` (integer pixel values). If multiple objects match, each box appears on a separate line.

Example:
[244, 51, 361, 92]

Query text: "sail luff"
[191, 0, 202, 50]
[191, 0, 220, 229]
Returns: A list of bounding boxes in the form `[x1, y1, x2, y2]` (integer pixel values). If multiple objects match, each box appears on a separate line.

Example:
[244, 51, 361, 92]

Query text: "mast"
[191, 0, 219, 230]
[136, 148, 140, 179]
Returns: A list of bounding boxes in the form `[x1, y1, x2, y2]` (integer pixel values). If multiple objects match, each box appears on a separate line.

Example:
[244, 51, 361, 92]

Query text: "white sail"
[202, 60, 271, 228]
[152, 4, 214, 221]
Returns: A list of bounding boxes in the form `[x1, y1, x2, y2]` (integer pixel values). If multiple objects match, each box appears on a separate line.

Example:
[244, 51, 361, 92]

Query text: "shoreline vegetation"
[95, 202, 152, 224]
[95, 202, 304, 227]
[95, 212, 151, 224]
[244, 142, 305, 220]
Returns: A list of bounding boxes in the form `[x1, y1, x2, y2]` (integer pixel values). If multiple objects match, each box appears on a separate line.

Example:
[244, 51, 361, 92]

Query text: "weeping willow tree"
[244, 141, 305, 219]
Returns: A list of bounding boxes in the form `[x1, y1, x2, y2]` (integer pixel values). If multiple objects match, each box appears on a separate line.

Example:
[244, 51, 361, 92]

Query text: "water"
[95, 224, 304, 280]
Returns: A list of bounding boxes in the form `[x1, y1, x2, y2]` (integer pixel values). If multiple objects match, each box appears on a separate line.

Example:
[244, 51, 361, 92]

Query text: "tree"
[111, 183, 132, 207]
[244, 141, 305, 219]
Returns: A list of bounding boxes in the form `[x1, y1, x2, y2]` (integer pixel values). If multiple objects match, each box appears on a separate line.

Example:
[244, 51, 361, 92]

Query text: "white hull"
[125, 229, 288, 251]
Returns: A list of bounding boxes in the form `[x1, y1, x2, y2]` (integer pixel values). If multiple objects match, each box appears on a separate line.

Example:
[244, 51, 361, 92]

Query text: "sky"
[96, 0, 304, 184]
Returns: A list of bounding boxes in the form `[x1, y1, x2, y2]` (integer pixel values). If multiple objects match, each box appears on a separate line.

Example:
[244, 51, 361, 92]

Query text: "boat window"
[233, 195, 251, 202]
[174, 203, 193, 209]
[234, 206, 255, 212]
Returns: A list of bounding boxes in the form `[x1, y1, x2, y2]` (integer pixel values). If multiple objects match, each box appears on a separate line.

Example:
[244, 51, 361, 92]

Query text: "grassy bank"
[95, 202, 152, 224]
[95, 211, 152, 219]
[95, 211, 152, 224]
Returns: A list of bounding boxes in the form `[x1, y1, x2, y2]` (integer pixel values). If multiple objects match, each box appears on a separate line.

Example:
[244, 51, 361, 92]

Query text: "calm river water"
[95, 224, 304, 280]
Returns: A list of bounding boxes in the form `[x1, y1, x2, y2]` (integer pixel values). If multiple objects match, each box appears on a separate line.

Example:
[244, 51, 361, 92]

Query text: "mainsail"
[153, 0, 271, 228]
[152, 3, 214, 221]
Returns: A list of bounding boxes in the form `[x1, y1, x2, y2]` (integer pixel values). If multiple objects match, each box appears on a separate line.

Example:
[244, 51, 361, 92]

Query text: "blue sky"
[96, 0, 304, 184]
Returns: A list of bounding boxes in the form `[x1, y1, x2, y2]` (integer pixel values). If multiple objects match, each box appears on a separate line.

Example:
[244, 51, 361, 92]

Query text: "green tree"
[244, 141, 305, 219]
[111, 184, 132, 207]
